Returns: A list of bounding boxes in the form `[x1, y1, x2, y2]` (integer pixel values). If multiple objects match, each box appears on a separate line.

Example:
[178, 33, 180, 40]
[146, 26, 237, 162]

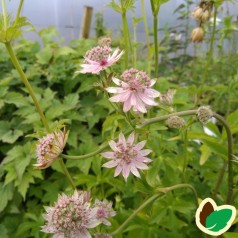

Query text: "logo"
[195, 197, 236, 236]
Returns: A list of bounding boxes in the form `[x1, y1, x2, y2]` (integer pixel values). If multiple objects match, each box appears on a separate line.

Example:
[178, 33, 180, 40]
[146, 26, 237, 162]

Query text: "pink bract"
[101, 132, 152, 180]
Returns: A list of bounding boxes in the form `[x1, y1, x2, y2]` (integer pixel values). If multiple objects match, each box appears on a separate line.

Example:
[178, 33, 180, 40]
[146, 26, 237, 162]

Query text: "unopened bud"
[197, 106, 213, 124]
[166, 116, 185, 129]
[191, 27, 204, 43]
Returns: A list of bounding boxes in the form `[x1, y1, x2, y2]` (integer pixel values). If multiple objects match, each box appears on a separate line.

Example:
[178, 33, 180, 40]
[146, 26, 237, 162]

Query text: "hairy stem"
[5, 42, 75, 190]
[121, 10, 128, 68]
[111, 183, 198, 236]
[5, 42, 51, 132]
[213, 113, 234, 204]
[1, 0, 7, 29]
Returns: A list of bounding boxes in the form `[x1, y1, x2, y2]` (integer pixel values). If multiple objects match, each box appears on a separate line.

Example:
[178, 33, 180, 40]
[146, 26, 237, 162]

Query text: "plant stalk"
[15, 0, 24, 23]
[213, 113, 234, 204]
[1, 0, 7, 29]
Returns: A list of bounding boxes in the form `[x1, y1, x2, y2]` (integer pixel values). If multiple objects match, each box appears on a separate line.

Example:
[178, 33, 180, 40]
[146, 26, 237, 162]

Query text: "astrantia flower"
[94, 199, 116, 226]
[34, 128, 68, 169]
[78, 46, 124, 74]
[107, 68, 160, 113]
[101, 132, 152, 180]
[42, 191, 100, 238]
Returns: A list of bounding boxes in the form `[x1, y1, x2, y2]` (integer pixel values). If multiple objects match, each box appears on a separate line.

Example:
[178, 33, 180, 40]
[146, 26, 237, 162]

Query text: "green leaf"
[0, 182, 14, 212]
[36, 46, 52, 64]
[224, 233, 238, 238]
[0, 224, 8, 238]
[206, 209, 233, 232]
[4, 92, 29, 107]
[199, 145, 212, 165]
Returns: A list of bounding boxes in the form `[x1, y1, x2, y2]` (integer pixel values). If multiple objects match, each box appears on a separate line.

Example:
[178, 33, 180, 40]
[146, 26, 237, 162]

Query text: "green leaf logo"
[195, 198, 236, 236]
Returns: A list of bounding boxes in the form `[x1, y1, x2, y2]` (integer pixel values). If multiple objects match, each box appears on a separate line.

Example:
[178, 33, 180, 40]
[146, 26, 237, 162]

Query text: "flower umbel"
[94, 199, 116, 226]
[34, 128, 68, 169]
[78, 45, 124, 74]
[107, 68, 160, 113]
[42, 191, 100, 238]
[101, 132, 152, 180]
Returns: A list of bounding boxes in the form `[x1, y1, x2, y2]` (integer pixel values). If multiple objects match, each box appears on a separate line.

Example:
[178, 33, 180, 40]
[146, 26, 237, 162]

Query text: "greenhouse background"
[1, 0, 238, 43]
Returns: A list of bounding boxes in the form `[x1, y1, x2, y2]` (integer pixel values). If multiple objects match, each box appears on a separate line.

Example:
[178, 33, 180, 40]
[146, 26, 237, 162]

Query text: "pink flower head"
[94, 199, 116, 226]
[34, 128, 68, 169]
[101, 132, 152, 180]
[42, 191, 100, 238]
[107, 68, 160, 113]
[78, 46, 124, 74]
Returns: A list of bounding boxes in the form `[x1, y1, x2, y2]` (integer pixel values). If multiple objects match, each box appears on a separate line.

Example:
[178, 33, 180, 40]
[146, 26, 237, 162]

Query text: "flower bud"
[191, 27, 204, 43]
[197, 106, 213, 124]
[159, 89, 176, 106]
[192, 7, 203, 20]
[201, 10, 211, 22]
[166, 116, 185, 129]
[98, 37, 112, 47]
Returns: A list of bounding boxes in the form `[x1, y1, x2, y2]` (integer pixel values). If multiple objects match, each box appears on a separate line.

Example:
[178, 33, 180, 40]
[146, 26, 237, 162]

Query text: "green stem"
[141, 0, 151, 74]
[5, 42, 51, 132]
[137, 110, 197, 128]
[59, 158, 76, 190]
[111, 183, 198, 236]
[213, 113, 234, 204]
[122, 11, 128, 69]
[15, 0, 24, 23]
[153, 14, 159, 77]
[209, 7, 217, 63]
[182, 130, 188, 181]
[111, 193, 163, 236]
[156, 183, 199, 207]
[1, 0, 7, 29]
[62, 145, 108, 160]
[5, 42, 76, 190]
[212, 161, 228, 198]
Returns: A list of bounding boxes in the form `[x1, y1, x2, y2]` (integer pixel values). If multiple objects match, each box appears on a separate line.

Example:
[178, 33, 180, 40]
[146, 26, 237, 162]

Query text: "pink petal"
[130, 165, 141, 177]
[133, 95, 147, 113]
[112, 77, 122, 86]
[134, 161, 149, 170]
[135, 140, 146, 150]
[101, 152, 115, 159]
[109, 91, 131, 102]
[123, 97, 132, 112]
[108, 140, 118, 151]
[122, 164, 130, 180]
[103, 160, 118, 168]
[137, 92, 158, 106]
[146, 88, 160, 98]
[150, 79, 156, 86]
[107, 87, 125, 93]
[119, 133, 126, 146]
[127, 132, 135, 146]
[114, 165, 123, 177]
[139, 149, 152, 156]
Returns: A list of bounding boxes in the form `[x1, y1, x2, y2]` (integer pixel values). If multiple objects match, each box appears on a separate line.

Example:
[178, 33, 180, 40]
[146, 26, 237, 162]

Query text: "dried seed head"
[166, 116, 185, 129]
[191, 27, 204, 43]
[197, 106, 213, 124]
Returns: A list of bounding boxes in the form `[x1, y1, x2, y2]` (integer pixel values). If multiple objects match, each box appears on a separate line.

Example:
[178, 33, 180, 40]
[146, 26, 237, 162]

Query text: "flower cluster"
[191, 1, 213, 43]
[42, 191, 116, 238]
[197, 106, 213, 124]
[101, 132, 152, 180]
[107, 68, 160, 113]
[78, 43, 124, 74]
[34, 128, 68, 169]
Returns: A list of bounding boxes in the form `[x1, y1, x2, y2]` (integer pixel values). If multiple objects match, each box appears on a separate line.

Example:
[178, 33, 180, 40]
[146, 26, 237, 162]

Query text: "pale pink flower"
[34, 128, 68, 169]
[42, 191, 100, 238]
[107, 68, 160, 113]
[94, 199, 116, 226]
[78, 46, 124, 74]
[101, 132, 152, 180]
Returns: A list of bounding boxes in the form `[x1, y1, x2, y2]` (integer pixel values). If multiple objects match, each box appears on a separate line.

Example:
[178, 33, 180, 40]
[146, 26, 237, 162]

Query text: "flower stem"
[1, 0, 7, 29]
[15, 0, 24, 23]
[111, 193, 163, 236]
[5, 42, 51, 132]
[137, 110, 198, 128]
[141, 0, 151, 74]
[213, 113, 234, 204]
[182, 130, 188, 181]
[58, 158, 76, 190]
[111, 183, 198, 236]
[208, 6, 217, 63]
[5, 42, 75, 190]
[121, 11, 128, 69]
